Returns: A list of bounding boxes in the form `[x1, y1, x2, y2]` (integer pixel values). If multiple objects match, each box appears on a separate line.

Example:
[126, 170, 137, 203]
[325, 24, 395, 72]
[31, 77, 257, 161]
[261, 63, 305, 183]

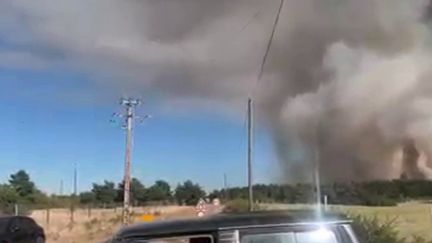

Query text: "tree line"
[210, 180, 432, 206]
[3, 169, 432, 215]
[79, 179, 206, 207]
[0, 170, 207, 214]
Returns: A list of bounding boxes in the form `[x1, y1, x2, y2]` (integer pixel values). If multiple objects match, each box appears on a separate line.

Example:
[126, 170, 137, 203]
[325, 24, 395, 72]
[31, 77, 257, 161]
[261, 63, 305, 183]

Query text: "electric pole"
[71, 162, 78, 224]
[117, 98, 143, 225]
[247, 98, 254, 211]
[315, 122, 323, 217]
[314, 148, 322, 212]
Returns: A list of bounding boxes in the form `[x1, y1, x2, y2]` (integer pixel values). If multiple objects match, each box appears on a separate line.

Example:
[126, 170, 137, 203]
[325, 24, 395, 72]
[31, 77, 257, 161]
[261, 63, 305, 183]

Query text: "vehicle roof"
[0, 215, 31, 220]
[117, 210, 351, 239]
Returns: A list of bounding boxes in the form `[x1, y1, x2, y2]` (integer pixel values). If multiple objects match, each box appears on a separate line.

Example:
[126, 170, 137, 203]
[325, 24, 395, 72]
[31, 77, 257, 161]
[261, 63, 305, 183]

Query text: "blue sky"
[0, 1, 294, 194]
[0, 67, 278, 194]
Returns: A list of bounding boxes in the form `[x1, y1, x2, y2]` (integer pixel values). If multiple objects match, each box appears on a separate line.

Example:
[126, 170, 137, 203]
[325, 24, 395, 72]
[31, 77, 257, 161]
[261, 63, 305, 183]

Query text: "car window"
[295, 228, 338, 243]
[241, 228, 338, 243]
[125, 235, 212, 243]
[242, 232, 296, 243]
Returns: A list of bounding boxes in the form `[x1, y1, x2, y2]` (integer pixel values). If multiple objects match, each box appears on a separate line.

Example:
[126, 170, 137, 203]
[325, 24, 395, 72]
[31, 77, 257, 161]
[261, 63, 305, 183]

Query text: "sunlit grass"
[335, 202, 432, 240]
[266, 202, 432, 240]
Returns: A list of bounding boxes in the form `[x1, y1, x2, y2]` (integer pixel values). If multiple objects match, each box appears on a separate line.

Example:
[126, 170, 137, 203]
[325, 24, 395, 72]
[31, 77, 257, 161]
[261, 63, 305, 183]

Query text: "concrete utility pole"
[119, 98, 142, 225]
[314, 150, 321, 207]
[315, 122, 323, 217]
[71, 162, 78, 224]
[247, 98, 254, 211]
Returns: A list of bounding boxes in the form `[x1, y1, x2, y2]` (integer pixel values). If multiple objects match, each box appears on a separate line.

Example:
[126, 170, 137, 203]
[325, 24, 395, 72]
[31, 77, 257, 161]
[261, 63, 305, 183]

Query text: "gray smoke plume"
[3, 0, 432, 182]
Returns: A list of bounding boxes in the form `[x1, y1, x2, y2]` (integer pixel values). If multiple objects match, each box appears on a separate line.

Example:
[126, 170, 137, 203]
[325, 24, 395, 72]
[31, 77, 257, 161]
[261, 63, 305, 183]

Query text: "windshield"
[125, 235, 212, 243]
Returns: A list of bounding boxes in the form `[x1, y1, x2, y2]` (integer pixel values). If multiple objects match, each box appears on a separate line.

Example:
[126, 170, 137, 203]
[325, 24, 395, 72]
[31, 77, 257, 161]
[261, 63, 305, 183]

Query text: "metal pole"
[247, 98, 254, 211]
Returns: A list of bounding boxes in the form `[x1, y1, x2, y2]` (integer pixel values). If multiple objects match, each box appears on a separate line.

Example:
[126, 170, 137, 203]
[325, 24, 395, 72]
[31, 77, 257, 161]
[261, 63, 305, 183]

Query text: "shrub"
[223, 199, 262, 213]
[350, 215, 432, 243]
[351, 215, 404, 243]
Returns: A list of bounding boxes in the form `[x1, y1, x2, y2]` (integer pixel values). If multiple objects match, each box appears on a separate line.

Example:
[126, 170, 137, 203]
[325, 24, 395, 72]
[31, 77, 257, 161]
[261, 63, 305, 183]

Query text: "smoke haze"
[3, 0, 432, 182]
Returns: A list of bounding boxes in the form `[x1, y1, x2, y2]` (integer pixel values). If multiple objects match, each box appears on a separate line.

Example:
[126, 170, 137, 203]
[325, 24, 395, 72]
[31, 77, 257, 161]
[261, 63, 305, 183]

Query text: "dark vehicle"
[110, 211, 360, 243]
[0, 216, 45, 243]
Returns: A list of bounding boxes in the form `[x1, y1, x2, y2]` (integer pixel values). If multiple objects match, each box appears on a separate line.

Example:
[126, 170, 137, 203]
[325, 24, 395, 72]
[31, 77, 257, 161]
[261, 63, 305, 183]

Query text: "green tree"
[9, 170, 36, 199]
[174, 180, 206, 205]
[116, 178, 147, 205]
[92, 181, 117, 205]
[146, 180, 172, 202]
[0, 184, 19, 214]
[79, 191, 96, 205]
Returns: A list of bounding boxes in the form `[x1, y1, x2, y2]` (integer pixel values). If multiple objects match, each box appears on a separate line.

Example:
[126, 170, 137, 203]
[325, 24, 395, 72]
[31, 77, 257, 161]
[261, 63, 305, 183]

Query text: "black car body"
[111, 210, 360, 243]
[0, 216, 45, 243]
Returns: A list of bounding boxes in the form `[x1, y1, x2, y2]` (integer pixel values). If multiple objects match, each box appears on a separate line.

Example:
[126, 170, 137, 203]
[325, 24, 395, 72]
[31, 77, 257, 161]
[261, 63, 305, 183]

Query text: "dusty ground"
[31, 206, 198, 243]
[266, 202, 432, 240]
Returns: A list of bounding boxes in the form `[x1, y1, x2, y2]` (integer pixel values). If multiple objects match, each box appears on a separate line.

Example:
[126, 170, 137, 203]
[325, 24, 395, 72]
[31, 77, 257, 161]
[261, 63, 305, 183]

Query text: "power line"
[250, 0, 285, 99]
[245, 0, 285, 212]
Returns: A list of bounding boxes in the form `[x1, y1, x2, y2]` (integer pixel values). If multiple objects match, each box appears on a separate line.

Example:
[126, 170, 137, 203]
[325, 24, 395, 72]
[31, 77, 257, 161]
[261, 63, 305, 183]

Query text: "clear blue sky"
[0, 67, 277, 194]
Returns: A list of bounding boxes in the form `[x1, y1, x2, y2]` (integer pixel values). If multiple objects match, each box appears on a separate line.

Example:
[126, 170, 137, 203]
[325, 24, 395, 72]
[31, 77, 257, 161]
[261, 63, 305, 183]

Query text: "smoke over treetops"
[3, 0, 432, 182]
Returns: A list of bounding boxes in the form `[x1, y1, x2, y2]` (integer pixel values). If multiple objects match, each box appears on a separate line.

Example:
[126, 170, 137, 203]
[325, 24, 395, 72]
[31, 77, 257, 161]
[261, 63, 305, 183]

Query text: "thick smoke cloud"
[3, 0, 432, 182]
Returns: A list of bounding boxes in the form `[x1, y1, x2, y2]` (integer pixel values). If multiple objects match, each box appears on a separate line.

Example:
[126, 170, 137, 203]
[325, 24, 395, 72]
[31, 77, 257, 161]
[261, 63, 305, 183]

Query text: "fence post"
[14, 203, 18, 216]
[324, 195, 328, 212]
[46, 208, 50, 229]
[70, 204, 75, 225]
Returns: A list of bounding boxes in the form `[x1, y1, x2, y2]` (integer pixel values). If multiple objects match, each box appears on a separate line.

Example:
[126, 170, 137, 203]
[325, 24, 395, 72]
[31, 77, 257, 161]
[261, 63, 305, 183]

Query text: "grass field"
[336, 202, 432, 240]
[267, 202, 432, 240]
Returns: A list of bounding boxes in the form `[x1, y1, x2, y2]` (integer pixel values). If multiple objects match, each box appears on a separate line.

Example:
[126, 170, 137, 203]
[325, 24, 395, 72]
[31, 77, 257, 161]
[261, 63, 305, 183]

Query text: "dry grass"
[30, 206, 197, 243]
[335, 202, 432, 240]
[266, 202, 432, 240]
[33, 202, 432, 242]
